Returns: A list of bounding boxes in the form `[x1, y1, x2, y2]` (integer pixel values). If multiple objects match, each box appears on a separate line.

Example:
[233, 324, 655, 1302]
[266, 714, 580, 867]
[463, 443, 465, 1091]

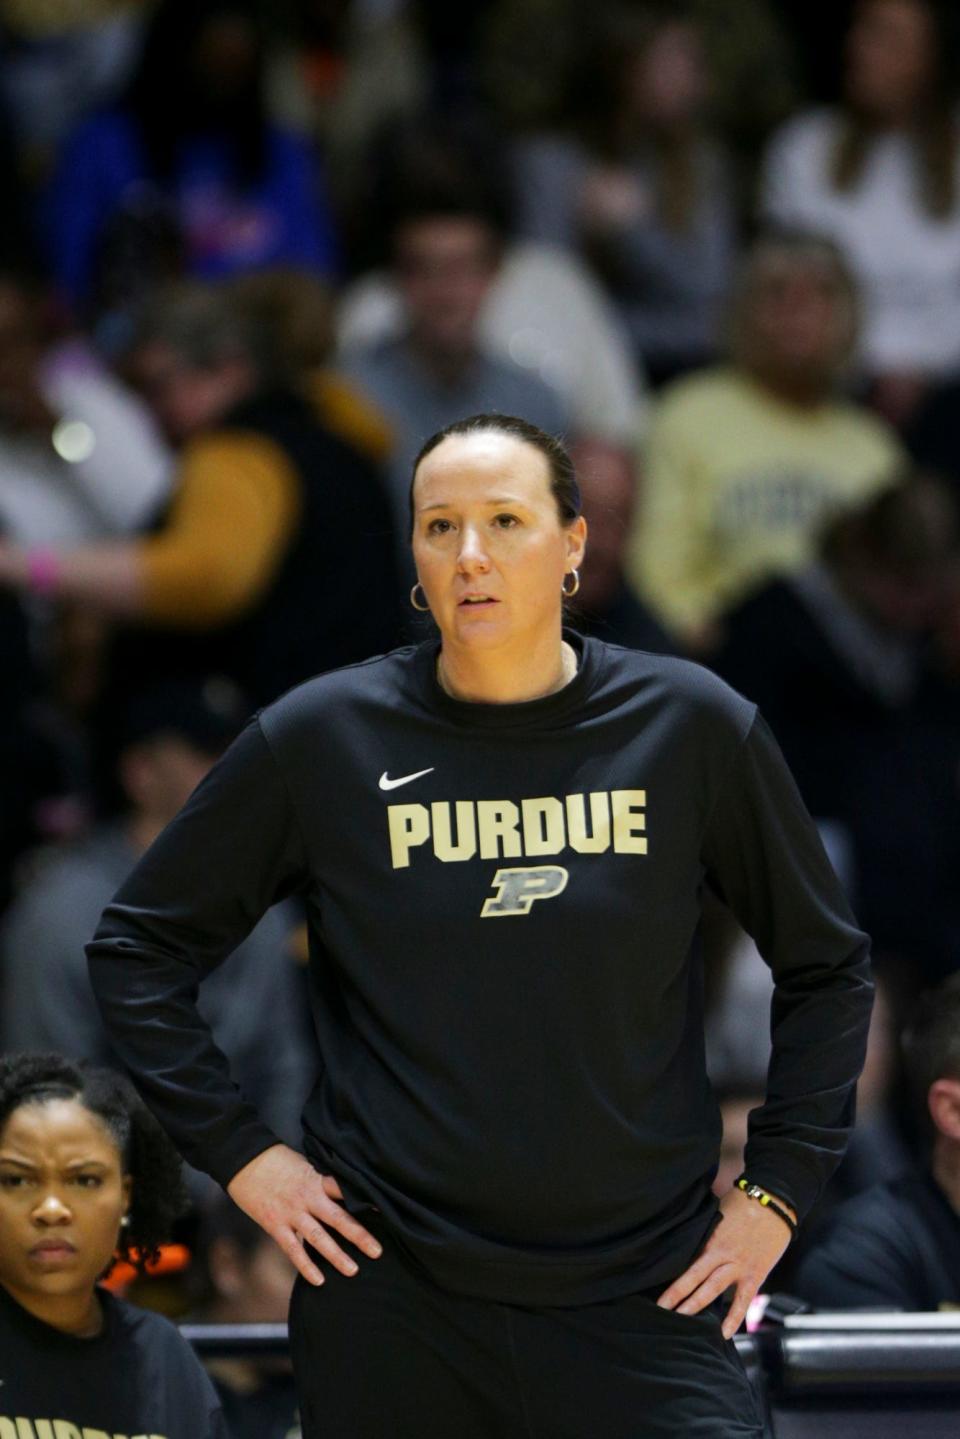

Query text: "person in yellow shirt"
[627, 233, 903, 649]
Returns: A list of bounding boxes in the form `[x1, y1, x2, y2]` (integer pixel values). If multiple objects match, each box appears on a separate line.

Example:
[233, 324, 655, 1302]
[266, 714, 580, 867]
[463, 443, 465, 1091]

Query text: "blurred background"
[1, 0, 959, 1425]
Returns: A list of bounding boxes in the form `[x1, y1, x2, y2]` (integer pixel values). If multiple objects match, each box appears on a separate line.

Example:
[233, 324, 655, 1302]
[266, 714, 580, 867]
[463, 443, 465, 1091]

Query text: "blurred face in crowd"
[120, 735, 217, 830]
[626, 21, 709, 130]
[739, 252, 855, 395]
[394, 218, 500, 367]
[573, 441, 636, 612]
[0, 1098, 131, 1333]
[130, 340, 253, 444]
[411, 430, 586, 656]
[189, 14, 260, 108]
[844, 0, 936, 122]
[834, 479, 958, 635]
[208, 1231, 296, 1325]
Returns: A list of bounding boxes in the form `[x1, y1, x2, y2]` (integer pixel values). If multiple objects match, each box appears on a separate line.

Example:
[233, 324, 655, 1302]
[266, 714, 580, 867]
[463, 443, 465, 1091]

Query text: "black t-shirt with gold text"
[0, 1282, 224, 1438]
[89, 635, 874, 1306]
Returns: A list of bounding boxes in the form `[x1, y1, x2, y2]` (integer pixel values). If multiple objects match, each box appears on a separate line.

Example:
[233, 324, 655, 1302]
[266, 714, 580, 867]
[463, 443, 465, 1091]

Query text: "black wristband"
[734, 1175, 797, 1239]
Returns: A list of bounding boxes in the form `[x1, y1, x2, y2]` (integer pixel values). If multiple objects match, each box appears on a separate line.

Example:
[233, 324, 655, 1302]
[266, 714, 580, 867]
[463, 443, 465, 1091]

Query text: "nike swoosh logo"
[379, 768, 435, 791]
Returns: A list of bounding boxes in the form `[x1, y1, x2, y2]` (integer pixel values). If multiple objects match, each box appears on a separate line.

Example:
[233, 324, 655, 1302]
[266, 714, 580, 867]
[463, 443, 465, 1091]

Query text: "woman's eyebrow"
[419, 496, 527, 512]
[0, 1154, 36, 1169]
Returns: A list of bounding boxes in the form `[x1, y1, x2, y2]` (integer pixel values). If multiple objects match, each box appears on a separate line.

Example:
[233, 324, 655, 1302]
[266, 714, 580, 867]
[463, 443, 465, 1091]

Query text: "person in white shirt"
[761, 0, 960, 426]
[0, 268, 170, 548]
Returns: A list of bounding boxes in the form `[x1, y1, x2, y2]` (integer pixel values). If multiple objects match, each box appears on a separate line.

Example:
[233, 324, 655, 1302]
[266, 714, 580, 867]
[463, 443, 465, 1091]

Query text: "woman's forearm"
[0, 539, 145, 616]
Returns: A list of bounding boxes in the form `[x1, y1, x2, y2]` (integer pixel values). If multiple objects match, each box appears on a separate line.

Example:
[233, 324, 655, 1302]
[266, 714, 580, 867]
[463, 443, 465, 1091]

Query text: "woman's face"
[411, 431, 586, 655]
[0, 1099, 131, 1313]
[744, 256, 852, 383]
[628, 22, 708, 129]
[845, 0, 936, 121]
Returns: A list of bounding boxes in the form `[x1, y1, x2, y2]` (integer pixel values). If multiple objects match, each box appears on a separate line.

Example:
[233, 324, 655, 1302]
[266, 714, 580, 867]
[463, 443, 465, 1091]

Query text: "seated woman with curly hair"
[0, 1052, 225, 1437]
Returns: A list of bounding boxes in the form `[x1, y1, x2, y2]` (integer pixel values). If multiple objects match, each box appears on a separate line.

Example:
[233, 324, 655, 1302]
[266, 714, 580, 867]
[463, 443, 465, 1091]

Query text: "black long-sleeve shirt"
[794, 1171, 960, 1311]
[87, 635, 873, 1305]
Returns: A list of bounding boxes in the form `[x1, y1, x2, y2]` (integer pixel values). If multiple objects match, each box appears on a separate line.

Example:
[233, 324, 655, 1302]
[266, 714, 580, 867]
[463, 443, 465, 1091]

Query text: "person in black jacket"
[711, 473, 960, 979]
[795, 973, 960, 1310]
[87, 413, 873, 1438]
[0, 1052, 224, 1436]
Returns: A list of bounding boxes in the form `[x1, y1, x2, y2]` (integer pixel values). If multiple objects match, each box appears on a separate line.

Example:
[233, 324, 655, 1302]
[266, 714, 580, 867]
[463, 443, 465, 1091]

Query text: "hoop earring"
[410, 582, 430, 612]
[562, 570, 580, 598]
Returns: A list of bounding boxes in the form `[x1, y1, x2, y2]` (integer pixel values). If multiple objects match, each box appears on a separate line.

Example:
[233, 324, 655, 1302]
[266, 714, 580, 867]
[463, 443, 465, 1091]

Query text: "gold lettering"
[387, 803, 430, 868]
[17, 1421, 38, 1439]
[0, 1421, 19, 1439]
[566, 793, 611, 853]
[476, 800, 522, 860]
[521, 798, 566, 856]
[35, 1427, 54, 1439]
[81, 1430, 109, 1439]
[611, 789, 647, 854]
[52, 1424, 82, 1439]
[431, 801, 477, 862]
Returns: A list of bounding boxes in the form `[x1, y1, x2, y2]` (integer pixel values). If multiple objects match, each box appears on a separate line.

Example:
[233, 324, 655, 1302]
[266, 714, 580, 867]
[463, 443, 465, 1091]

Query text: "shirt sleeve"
[86, 718, 311, 1186]
[136, 432, 300, 627]
[626, 392, 717, 636]
[700, 711, 874, 1221]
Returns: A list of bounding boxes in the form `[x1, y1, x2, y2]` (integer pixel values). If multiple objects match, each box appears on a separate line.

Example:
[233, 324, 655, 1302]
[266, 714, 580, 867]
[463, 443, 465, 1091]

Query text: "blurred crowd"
[1, 0, 960, 1428]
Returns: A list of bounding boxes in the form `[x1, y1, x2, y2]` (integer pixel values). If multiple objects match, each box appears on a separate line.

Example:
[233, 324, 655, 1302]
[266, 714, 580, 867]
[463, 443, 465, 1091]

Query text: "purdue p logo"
[481, 865, 568, 918]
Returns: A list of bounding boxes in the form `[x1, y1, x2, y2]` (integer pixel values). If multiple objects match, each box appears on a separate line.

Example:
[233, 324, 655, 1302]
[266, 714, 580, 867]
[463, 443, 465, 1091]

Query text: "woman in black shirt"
[89, 414, 873, 1437]
[0, 1052, 224, 1438]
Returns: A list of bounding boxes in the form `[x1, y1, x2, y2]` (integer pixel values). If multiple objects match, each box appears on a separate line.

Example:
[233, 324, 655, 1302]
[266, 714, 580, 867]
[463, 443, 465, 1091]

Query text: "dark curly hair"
[0, 1052, 187, 1275]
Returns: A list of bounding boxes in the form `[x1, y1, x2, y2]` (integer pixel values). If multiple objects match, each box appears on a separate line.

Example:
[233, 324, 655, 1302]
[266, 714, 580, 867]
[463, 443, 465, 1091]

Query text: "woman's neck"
[437, 633, 577, 704]
[2, 1279, 103, 1337]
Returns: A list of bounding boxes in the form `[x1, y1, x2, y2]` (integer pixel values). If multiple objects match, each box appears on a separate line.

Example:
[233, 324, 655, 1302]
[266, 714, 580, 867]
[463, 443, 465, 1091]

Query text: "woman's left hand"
[656, 1187, 794, 1339]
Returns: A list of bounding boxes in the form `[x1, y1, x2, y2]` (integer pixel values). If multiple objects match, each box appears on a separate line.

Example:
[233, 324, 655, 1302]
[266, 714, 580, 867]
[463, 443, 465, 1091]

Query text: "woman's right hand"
[226, 1143, 382, 1285]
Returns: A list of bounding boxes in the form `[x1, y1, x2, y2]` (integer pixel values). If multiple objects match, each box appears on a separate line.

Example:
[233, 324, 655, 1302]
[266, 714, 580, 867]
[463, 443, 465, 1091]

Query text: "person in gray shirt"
[340, 183, 571, 546]
[0, 678, 316, 1164]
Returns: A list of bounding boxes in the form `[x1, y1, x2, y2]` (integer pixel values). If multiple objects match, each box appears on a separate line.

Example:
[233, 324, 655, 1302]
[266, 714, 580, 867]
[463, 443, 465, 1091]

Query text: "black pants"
[288, 1225, 765, 1438]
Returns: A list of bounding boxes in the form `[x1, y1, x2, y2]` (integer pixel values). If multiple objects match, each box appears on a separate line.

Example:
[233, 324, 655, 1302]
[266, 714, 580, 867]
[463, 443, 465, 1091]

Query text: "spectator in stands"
[761, 0, 960, 426]
[484, 0, 799, 191]
[0, 264, 170, 548]
[572, 438, 674, 653]
[511, 1, 737, 386]
[626, 233, 903, 649]
[189, 1195, 299, 1439]
[0, 281, 402, 710]
[340, 180, 572, 539]
[337, 123, 646, 448]
[794, 973, 960, 1310]
[712, 474, 960, 980]
[43, 0, 336, 316]
[0, 679, 316, 1161]
[266, 0, 427, 233]
[229, 267, 394, 471]
[0, 1051, 224, 1435]
[0, 0, 148, 177]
